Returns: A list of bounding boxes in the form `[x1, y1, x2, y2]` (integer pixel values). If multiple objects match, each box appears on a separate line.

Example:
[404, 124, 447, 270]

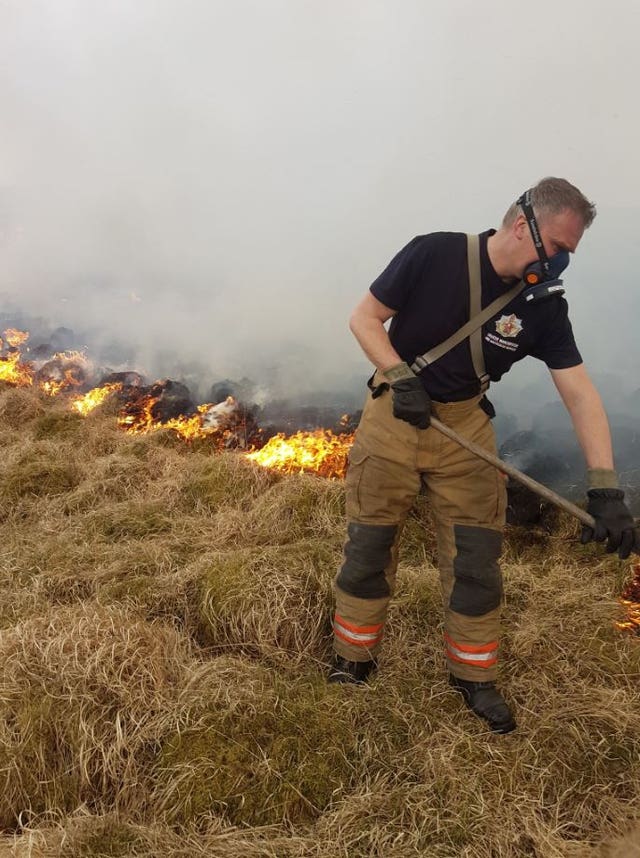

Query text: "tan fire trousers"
[333, 375, 507, 681]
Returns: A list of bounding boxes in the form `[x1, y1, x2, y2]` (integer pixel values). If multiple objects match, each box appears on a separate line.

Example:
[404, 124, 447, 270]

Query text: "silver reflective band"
[333, 619, 381, 643]
[445, 641, 497, 663]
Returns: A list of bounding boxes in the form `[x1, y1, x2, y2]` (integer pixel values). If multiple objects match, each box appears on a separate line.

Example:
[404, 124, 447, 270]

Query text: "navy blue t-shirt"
[369, 230, 582, 402]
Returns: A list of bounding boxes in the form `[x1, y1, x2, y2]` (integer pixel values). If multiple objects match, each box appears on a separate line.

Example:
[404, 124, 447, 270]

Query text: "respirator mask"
[517, 189, 569, 303]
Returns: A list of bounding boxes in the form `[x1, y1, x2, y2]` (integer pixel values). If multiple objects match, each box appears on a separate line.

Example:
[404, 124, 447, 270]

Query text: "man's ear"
[512, 213, 528, 242]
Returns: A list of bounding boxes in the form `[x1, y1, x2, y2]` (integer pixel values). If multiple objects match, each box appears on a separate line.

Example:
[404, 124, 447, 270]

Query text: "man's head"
[498, 177, 596, 280]
[502, 177, 596, 232]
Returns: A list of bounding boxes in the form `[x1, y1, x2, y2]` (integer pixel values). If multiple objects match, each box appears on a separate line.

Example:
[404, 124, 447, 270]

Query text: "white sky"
[0, 0, 639, 403]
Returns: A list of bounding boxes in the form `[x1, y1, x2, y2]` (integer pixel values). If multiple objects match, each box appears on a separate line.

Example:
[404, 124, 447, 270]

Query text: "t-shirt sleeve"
[369, 235, 432, 311]
[530, 298, 583, 369]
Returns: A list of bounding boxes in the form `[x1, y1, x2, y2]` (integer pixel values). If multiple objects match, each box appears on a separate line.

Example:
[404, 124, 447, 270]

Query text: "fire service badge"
[495, 314, 523, 338]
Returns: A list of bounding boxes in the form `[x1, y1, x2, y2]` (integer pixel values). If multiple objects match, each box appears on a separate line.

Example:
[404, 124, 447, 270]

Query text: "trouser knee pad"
[449, 524, 503, 616]
[336, 521, 397, 599]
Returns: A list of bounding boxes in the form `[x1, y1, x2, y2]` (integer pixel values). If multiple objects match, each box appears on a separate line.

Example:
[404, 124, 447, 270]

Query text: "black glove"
[390, 376, 431, 429]
[581, 488, 639, 560]
[381, 361, 431, 429]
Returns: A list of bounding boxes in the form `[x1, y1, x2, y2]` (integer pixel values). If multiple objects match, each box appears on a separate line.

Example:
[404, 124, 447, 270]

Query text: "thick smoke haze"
[1, 0, 639, 417]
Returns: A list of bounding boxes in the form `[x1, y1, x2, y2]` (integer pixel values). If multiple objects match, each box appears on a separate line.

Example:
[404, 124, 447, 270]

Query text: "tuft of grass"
[0, 387, 45, 429]
[180, 452, 279, 513]
[0, 603, 198, 830]
[154, 662, 357, 827]
[0, 814, 314, 857]
[64, 817, 145, 857]
[240, 474, 345, 545]
[33, 409, 84, 440]
[89, 500, 174, 540]
[195, 539, 339, 662]
[0, 443, 83, 501]
[62, 452, 165, 513]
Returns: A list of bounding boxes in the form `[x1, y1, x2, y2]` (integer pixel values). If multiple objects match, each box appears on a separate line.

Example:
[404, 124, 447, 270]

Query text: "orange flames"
[117, 390, 169, 435]
[118, 400, 219, 441]
[0, 329, 34, 387]
[38, 351, 90, 396]
[0, 330, 90, 396]
[4, 328, 29, 348]
[0, 328, 360, 476]
[71, 382, 124, 416]
[245, 429, 353, 479]
[71, 382, 226, 440]
[115, 390, 259, 449]
[615, 562, 640, 635]
[0, 349, 34, 387]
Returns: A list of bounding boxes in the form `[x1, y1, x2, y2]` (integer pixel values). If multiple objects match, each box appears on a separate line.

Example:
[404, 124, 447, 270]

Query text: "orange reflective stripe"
[334, 614, 383, 635]
[444, 632, 498, 655]
[334, 626, 383, 648]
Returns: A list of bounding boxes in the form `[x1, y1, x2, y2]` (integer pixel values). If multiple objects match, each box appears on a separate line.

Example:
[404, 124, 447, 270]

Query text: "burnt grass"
[0, 386, 639, 858]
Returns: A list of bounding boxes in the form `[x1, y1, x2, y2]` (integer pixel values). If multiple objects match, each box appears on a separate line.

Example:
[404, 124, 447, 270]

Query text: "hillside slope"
[0, 387, 638, 858]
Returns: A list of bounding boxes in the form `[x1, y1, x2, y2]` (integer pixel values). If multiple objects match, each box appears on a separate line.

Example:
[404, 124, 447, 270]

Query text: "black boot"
[449, 674, 516, 734]
[327, 655, 377, 685]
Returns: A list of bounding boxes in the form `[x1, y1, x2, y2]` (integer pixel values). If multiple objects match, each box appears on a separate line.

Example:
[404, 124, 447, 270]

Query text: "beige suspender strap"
[467, 233, 490, 392]
[409, 235, 525, 384]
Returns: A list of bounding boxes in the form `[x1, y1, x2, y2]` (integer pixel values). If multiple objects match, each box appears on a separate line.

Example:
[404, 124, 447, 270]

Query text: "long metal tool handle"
[429, 415, 596, 529]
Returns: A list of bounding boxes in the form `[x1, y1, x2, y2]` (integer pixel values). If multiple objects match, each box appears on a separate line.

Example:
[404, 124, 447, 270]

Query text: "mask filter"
[522, 250, 570, 303]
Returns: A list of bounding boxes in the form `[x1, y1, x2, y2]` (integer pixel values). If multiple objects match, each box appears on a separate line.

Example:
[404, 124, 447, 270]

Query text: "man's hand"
[383, 362, 431, 430]
[581, 488, 639, 560]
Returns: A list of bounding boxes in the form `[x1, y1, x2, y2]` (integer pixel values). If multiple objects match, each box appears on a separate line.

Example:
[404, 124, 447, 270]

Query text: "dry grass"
[0, 388, 45, 429]
[0, 387, 639, 857]
[0, 604, 193, 828]
[195, 539, 339, 664]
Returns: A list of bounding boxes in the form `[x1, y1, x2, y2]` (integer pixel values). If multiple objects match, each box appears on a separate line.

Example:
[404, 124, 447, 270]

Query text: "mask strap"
[516, 189, 550, 278]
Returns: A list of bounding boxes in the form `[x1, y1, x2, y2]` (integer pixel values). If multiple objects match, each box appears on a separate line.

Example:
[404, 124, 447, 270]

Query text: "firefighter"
[328, 177, 639, 733]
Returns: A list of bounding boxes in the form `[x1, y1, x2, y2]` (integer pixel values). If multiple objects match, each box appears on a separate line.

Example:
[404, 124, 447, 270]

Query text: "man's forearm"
[349, 315, 403, 373]
[552, 365, 616, 474]
[566, 394, 615, 472]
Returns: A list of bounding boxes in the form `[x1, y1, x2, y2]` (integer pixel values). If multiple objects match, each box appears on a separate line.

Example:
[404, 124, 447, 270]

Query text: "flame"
[117, 391, 161, 434]
[0, 350, 34, 387]
[71, 382, 124, 416]
[37, 350, 90, 396]
[1, 329, 352, 476]
[4, 329, 29, 348]
[153, 403, 217, 441]
[615, 562, 640, 635]
[0, 332, 90, 396]
[0, 329, 34, 387]
[245, 429, 353, 479]
[117, 394, 246, 444]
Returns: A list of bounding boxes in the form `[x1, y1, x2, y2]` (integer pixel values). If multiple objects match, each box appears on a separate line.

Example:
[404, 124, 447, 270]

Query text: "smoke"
[1, 1, 639, 418]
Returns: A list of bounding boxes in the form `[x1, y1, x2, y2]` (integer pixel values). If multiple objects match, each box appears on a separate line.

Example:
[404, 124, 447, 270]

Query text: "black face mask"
[517, 189, 569, 303]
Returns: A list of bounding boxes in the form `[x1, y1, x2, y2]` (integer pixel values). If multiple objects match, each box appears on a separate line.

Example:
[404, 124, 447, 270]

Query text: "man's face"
[514, 208, 585, 276]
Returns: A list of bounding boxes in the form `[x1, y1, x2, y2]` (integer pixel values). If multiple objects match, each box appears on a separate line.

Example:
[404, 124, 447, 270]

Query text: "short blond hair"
[502, 177, 596, 229]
